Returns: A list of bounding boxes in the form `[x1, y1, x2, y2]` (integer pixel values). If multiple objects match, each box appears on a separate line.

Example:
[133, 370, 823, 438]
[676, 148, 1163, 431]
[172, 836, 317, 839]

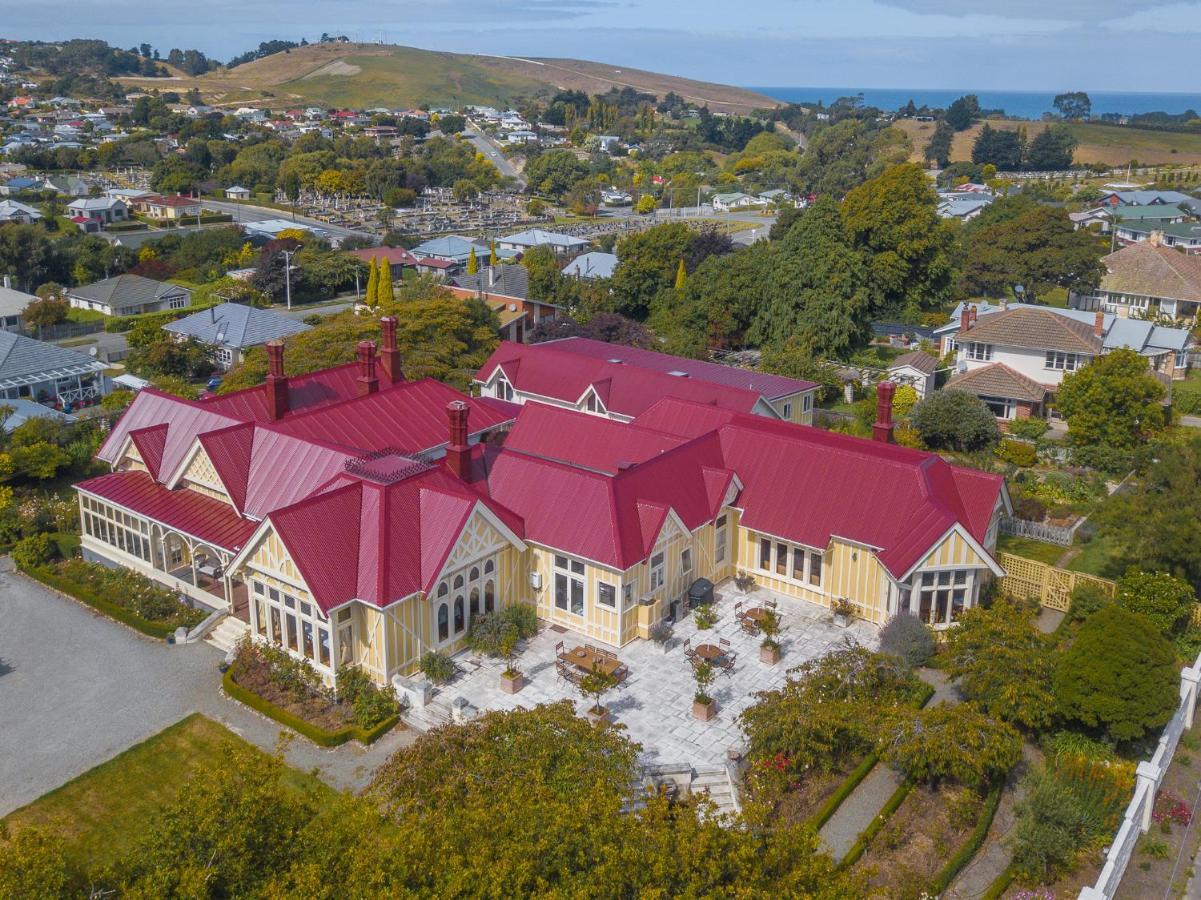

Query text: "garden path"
[945, 743, 1040, 900]
[817, 666, 957, 860]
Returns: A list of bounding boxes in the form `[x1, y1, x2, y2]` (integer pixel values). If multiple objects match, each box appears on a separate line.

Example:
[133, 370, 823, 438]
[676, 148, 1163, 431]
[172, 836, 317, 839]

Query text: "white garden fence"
[1079, 653, 1201, 899]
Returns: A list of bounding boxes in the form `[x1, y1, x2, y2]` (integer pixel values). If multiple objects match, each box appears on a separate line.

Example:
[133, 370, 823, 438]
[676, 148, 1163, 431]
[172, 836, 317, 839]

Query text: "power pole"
[281, 249, 297, 310]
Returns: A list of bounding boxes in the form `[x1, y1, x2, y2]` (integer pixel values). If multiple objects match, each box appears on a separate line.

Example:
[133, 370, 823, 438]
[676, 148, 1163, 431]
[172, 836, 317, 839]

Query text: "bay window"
[903, 569, 973, 626]
[252, 579, 332, 670]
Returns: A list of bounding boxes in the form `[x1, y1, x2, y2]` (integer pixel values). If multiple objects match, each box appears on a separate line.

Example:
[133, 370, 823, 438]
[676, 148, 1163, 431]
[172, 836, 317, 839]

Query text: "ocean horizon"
[747, 87, 1201, 121]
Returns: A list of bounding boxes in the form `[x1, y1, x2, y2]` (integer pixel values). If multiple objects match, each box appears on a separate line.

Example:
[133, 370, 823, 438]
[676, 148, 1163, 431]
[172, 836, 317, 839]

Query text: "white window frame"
[554, 554, 585, 616]
[904, 568, 974, 627]
[715, 514, 728, 564]
[597, 581, 616, 609]
[782, 402, 792, 419]
[1044, 350, 1082, 372]
[966, 342, 993, 361]
[753, 533, 824, 592]
[649, 551, 665, 592]
[252, 579, 332, 671]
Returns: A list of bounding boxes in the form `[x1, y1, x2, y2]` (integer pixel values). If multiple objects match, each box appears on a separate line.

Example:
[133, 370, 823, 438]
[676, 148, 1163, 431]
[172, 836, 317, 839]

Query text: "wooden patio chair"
[739, 614, 760, 636]
[765, 599, 779, 611]
[555, 640, 565, 657]
[683, 638, 695, 662]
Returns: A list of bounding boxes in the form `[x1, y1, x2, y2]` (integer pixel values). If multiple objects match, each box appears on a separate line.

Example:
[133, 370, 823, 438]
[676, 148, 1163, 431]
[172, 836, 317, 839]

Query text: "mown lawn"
[1065, 534, 1122, 578]
[997, 533, 1066, 566]
[1, 713, 331, 871]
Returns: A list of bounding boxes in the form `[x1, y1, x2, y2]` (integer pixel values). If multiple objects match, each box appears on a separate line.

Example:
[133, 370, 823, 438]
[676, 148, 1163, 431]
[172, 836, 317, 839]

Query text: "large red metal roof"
[77, 470, 257, 551]
[475, 341, 774, 418]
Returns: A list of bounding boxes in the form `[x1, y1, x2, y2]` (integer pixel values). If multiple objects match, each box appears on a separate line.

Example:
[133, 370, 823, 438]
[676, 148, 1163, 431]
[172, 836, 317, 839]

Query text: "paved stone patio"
[408, 582, 879, 768]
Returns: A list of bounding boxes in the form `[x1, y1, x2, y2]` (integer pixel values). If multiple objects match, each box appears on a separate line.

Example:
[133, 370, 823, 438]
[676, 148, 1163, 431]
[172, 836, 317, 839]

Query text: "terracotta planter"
[760, 644, 781, 665]
[586, 705, 610, 727]
[500, 671, 524, 694]
[693, 698, 717, 721]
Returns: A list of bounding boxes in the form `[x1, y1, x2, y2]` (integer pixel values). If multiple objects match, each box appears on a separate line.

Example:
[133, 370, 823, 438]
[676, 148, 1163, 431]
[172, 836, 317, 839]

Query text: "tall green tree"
[1054, 604, 1177, 743]
[945, 94, 981, 131]
[610, 223, 694, 320]
[1097, 435, 1201, 587]
[378, 259, 394, 306]
[747, 197, 872, 356]
[1024, 125, 1078, 170]
[842, 163, 955, 315]
[466, 246, 479, 276]
[674, 258, 687, 290]
[972, 124, 1025, 170]
[925, 120, 954, 167]
[1053, 91, 1092, 120]
[363, 256, 378, 308]
[1056, 349, 1166, 449]
[958, 196, 1105, 299]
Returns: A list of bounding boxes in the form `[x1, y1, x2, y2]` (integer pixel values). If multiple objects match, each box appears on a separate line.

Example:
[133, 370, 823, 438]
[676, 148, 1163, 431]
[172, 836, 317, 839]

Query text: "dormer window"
[494, 374, 514, 401]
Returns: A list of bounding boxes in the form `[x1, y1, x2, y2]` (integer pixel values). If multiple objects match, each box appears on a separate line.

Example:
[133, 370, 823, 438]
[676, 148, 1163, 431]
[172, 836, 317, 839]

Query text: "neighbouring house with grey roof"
[162, 302, 311, 370]
[0, 397, 76, 432]
[0, 330, 109, 406]
[497, 228, 591, 255]
[886, 350, 939, 399]
[453, 264, 530, 299]
[1101, 190, 1201, 217]
[561, 250, 617, 280]
[0, 199, 42, 224]
[1075, 240, 1201, 322]
[67, 274, 192, 318]
[66, 196, 128, 225]
[410, 235, 518, 267]
[0, 281, 35, 332]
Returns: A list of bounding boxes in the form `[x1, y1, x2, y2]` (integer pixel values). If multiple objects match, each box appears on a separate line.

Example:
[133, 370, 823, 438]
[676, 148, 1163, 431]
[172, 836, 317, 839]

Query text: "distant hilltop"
[116, 42, 780, 113]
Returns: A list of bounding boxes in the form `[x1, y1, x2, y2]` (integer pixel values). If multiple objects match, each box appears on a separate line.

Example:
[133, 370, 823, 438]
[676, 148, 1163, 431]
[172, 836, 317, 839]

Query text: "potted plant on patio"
[694, 601, 717, 630]
[832, 597, 855, 628]
[579, 665, 618, 726]
[692, 660, 717, 721]
[498, 629, 524, 694]
[649, 619, 673, 653]
[734, 570, 756, 593]
[759, 607, 782, 665]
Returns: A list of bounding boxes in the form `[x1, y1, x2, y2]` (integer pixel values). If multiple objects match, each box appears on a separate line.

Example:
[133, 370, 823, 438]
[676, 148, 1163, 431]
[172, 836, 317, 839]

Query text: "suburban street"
[0, 560, 412, 815]
[463, 124, 526, 188]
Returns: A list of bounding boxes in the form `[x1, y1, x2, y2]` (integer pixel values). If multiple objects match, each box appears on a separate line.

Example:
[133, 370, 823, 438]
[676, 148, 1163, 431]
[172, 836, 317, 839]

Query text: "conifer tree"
[674, 258, 687, 290]
[364, 257, 378, 308]
[379, 259, 395, 305]
[489, 240, 498, 268]
[467, 246, 479, 275]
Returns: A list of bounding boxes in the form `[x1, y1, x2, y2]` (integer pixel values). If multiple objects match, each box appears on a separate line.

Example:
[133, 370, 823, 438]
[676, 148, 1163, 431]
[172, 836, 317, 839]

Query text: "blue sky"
[6, 0, 1201, 91]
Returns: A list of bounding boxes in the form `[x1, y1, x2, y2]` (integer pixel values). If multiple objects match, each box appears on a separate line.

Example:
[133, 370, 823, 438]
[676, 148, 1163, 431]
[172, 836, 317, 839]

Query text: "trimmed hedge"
[805, 682, 936, 832]
[981, 862, 1019, 900]
[222, 668, 400, 747]
[807, 753, 880, 831]
[927, 780, 1005, 895]
[104, 299, 219, 333]
[838, 777, 916, 868]
[22, 565, 176, 639]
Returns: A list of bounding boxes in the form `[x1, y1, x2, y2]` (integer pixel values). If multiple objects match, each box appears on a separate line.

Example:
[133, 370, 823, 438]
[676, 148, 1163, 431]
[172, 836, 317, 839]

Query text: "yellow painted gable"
[442, 508, 511, 573]
[244, 525, 309, 592]
[178, 444, 230, 503]
[916, 528, 990, 571]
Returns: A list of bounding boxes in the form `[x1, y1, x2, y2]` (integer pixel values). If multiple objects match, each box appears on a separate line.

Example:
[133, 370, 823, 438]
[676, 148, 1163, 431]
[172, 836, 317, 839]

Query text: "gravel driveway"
[0, 559, 218, 815]
[0, 560, 413, 815]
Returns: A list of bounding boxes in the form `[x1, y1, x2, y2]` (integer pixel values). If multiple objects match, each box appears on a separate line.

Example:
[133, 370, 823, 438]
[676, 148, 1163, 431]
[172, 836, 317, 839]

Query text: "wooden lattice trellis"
[997, 552, 1115, 612]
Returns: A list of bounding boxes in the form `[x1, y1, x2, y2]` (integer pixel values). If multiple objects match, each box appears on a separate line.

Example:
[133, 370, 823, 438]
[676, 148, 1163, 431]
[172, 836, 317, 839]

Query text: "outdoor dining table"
[559, 646, 623, 678]
[693, 643, 725, 662]
[196, 561, 221, 579]
[741, 607, 769, 624]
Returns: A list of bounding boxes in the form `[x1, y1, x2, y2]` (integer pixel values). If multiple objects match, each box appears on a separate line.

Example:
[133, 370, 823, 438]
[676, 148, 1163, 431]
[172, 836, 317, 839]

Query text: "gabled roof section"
[889, 350, 938, 376]
[127, 423, 168, 479]
[197, 422, 255, 512]
[946, 363, 1050, 404]
[1100, 241, 1201, 304]
[0, 330, 109, 387]
[163, 302, 310, 350]
[958, 307, 1101, 355]
[476, 341, 781, 418]
[631, 397, 1004, 580]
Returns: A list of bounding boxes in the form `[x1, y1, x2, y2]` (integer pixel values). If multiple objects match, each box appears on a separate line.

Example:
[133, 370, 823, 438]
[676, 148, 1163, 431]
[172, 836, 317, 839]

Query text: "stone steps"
[205, 616, 249, 655]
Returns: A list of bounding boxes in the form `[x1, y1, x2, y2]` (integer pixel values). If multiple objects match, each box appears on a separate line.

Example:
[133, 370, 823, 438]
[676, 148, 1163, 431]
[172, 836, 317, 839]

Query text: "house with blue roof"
[410, 235, 518, 267]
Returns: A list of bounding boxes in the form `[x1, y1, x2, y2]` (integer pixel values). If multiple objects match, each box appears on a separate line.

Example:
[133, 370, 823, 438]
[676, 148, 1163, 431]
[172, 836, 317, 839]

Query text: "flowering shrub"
[54, 558, 205, 628]
[1152, 789, 1193, 830]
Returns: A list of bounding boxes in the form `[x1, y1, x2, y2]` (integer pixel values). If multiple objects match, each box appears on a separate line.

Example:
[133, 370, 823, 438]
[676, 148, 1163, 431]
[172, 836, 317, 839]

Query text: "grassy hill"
[896, 117, 1201, 166]
[117, 42, 778, 113]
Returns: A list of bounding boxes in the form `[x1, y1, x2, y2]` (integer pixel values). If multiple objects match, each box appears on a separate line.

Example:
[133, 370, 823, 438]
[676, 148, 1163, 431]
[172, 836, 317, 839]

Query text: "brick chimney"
[1094, 310, 1104, 338]
[873, 380, 896, 444]
[445, 400, 470, 479]
[265, 339, 289, 421]
[378, 316, 401, 385]
[356, 340, 378, 396]
[960, 306, 972, 335]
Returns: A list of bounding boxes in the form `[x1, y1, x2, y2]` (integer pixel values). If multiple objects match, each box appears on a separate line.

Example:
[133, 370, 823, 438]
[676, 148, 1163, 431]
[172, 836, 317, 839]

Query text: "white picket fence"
[1079, 653, 1201, 899]
[999, 515, 1080, 547]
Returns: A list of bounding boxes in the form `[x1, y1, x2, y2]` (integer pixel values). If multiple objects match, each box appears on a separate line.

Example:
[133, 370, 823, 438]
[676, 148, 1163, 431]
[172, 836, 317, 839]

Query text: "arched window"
[437, 582, 448, 598]
[453, 574, 464, 590]
[454, 597, 465, 633]
[485, 580, 495, 613]
[470, 588, 480, 621]
[437, 604, 449, 642]
[484, 559, 494, 575]
[470, 566, 480, 582]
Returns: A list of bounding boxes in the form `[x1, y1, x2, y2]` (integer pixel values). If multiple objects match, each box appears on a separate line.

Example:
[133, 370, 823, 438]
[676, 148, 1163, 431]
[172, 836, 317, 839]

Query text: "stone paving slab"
[410, 584, 878, 768]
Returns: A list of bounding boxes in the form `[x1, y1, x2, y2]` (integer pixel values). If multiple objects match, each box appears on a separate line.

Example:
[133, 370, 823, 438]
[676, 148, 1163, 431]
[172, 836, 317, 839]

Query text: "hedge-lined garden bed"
[225, 638, 402, 746]
[21, 556, 207, 639]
